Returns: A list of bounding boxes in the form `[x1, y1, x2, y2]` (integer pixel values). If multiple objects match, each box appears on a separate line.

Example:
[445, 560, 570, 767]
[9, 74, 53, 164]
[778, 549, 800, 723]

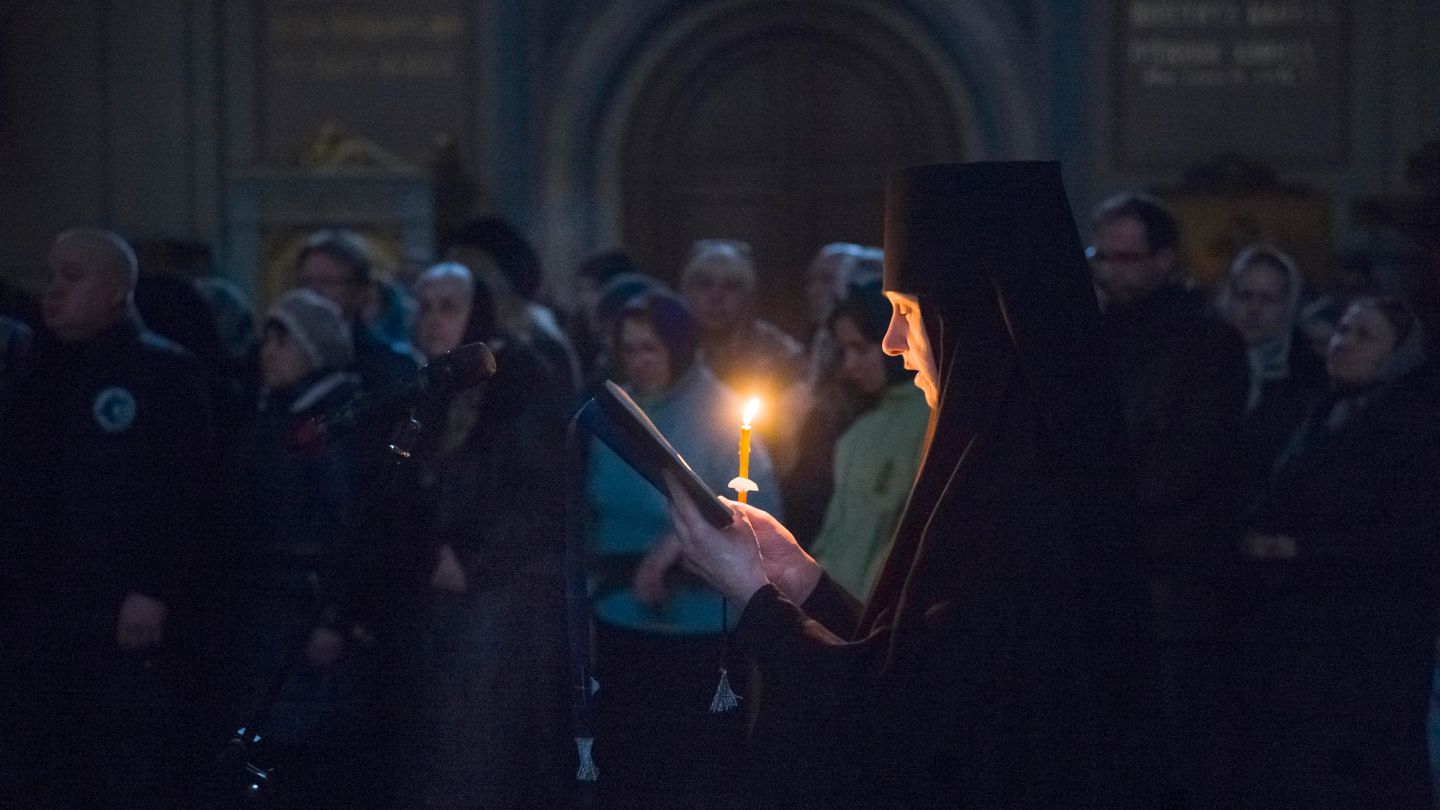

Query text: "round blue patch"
[92, 386, 137, 434]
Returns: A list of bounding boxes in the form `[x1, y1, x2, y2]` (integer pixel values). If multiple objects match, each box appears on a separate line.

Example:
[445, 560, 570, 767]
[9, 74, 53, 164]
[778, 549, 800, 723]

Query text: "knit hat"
[265, 288, 354, 371]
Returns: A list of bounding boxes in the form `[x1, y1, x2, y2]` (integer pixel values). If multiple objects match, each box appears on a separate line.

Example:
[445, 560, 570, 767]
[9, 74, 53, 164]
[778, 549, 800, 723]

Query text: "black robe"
[733, 163, 1157, 807]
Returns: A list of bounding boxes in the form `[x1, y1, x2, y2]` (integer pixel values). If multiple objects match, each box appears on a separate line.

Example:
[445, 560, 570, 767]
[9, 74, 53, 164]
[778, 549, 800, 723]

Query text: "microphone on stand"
[293, 342, 497, 450]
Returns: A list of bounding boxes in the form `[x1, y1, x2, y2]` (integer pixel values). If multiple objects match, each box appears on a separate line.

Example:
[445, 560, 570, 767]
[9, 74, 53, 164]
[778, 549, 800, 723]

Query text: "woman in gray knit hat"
[231, 287, 376, 807]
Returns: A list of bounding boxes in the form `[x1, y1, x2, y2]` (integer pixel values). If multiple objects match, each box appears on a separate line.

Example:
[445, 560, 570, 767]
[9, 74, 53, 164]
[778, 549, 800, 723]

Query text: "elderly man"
[0, 228, 215, 806]
[679, 239, 803, 398]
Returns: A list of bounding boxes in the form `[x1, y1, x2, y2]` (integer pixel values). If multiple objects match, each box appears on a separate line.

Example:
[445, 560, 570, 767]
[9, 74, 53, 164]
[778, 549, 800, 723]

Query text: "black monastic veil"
[737, 162, 1156, 808]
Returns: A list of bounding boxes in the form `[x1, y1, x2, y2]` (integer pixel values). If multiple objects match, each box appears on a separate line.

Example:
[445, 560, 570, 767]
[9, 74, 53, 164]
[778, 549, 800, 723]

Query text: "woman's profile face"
[619, 317, 673, 397]
[1327, 302, 1397, 389]
[415, 276, 472, 360]
[881, 292, 938, 409]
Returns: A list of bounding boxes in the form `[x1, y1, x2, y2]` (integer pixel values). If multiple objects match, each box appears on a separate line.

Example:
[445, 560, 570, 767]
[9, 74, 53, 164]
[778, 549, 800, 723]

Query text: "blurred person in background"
[297, 228, 418, 396]
[1215, 244, 1327, 479]
[585, 289, 780, 810]
[345, 262, 571, 808]
[570, 249, 643, 379]
[680, 238, 803, 400]
[0, 227, 215, 806]
[1089, 191, 1249, 802]
[1218, 296, 1437, 807]
[582, 270, 662, 394]
[231, 288, 374, 808]
[778, 244, 882, 542]
[446, 217, 581, 396]
[806, 281, 929, 598]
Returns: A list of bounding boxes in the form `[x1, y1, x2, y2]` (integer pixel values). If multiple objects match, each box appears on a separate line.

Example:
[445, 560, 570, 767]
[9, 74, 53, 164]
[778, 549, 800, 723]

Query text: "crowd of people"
[0, 165, 1436, 808]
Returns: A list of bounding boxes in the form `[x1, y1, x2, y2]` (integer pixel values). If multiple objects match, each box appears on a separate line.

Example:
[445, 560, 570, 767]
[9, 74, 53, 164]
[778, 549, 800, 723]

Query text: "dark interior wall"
[0, 0, 109, 282]
[0, 0, 218, 289]
[0, 0, 1436, 298]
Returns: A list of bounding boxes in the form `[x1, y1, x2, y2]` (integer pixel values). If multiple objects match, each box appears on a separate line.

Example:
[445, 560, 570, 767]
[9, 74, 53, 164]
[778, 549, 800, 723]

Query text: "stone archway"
[619, 3, 965, 334]
[538, 0, 1047, 305]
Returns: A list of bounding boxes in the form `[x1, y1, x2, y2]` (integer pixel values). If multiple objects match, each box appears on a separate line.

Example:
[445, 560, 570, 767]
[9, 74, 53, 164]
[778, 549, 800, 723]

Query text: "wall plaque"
[1114, 0, 1348, 169]
[258, 0, 471, 163]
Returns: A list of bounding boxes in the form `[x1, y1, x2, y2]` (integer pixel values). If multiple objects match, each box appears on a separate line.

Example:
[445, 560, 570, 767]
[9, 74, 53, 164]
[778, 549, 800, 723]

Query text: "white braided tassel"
[709, 667, 741, 713]
[575, 736, 598, 782]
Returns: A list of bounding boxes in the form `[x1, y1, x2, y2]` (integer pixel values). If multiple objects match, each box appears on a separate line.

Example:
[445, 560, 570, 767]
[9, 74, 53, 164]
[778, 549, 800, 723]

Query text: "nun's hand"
[728, 499, 822, 605]
[664, 473, 770, 609]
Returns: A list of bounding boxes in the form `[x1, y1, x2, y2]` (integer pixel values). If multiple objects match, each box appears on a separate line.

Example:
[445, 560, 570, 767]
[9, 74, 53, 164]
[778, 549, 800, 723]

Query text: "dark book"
[576, 380, 735, 528]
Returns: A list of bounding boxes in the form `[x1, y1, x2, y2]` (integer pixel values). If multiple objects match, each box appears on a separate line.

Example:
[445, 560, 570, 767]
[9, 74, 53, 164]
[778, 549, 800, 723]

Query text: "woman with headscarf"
[1218, 296, 1438, 807]
[1215, 244, 1327, 477]
[231, 289, 370, 808]
[665, 162, 1156, 807]
[348, 262, 572, 808]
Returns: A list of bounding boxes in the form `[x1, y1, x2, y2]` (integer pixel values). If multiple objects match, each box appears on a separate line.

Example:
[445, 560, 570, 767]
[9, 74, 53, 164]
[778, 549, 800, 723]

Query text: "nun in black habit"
[666, 162, 1158, 808]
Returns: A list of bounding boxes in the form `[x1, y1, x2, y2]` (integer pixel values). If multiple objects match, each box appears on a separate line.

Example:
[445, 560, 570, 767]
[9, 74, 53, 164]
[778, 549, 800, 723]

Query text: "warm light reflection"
[742, 397, 761, 429]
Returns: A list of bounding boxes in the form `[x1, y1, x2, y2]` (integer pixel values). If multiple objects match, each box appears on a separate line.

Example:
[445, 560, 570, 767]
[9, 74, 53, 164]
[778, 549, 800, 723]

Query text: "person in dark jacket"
[665, 163, 1157, 808]
[229, 288, 373, 808]
[1213, 296, 1438, 808]
[1088, 192, 1250, 800]
[0, 227, 215, 806]
[349, 262, 572, 808]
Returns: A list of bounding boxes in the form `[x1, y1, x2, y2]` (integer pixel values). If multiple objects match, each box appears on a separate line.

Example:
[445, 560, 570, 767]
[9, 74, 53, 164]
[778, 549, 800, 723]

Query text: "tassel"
[709, 667, 741, 713]
[575, 736, 599, 782]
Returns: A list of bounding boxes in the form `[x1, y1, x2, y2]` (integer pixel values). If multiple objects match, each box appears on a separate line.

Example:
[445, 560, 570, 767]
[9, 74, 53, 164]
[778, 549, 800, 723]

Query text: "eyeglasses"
[1085, 245, 1155, 265]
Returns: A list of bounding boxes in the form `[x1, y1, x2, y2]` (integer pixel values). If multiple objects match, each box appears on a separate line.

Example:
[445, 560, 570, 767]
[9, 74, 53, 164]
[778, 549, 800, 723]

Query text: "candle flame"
[742, 397, 761, 428]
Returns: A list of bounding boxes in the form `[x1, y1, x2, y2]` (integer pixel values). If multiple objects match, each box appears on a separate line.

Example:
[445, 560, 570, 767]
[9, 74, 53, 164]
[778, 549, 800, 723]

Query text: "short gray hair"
[53, 227, 139, 290]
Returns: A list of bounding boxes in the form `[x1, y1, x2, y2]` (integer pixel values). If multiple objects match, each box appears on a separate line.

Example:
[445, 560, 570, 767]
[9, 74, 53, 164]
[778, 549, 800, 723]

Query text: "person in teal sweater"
[809, 282, 929, 599]
[585, 289, 779, 809]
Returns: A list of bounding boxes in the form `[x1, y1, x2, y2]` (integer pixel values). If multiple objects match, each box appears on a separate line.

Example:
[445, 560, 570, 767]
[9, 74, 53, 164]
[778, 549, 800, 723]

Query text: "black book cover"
[576, 380, 735, 528]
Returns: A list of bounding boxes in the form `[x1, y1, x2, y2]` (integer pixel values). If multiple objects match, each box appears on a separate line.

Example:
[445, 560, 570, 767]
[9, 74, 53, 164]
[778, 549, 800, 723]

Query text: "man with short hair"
[1089, 193, 1247, 546]
[1089, 193, 1248, 803]
[297, 228, 419, 395]
[0, 227, 215, 805]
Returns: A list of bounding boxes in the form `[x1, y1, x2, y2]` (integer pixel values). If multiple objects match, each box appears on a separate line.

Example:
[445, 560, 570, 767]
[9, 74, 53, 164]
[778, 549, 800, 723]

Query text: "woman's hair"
[1351, 294, 1428, 383]
[829, 280, 908, 385]
[614, 289, 699, 377]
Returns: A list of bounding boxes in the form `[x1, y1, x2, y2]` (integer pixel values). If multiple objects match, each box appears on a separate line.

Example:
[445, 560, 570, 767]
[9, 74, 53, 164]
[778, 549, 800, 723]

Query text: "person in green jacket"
[808, 281, 929, 599]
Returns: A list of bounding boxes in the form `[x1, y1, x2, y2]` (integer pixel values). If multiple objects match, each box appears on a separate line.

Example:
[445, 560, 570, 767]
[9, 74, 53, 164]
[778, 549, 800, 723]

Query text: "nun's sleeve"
[734, 582, 887, 706]
[797, 570, 863, 636]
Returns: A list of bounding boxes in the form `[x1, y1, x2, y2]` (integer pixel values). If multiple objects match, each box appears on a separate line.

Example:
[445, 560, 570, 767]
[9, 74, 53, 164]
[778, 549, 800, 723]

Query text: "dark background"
[0, 0, 1435, 333]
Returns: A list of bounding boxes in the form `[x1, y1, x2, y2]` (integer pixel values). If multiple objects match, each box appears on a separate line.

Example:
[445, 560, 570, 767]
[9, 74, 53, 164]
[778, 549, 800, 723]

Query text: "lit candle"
[735, 397, 760, 503]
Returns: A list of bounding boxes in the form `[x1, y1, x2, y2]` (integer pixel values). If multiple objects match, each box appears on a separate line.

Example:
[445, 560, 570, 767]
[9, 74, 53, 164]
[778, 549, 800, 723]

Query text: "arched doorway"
[620, 4, 965, 336]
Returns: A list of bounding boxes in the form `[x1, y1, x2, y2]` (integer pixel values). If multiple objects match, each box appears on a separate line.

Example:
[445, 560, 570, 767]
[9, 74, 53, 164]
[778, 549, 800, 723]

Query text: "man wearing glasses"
[1088, 192, 1249, 805]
